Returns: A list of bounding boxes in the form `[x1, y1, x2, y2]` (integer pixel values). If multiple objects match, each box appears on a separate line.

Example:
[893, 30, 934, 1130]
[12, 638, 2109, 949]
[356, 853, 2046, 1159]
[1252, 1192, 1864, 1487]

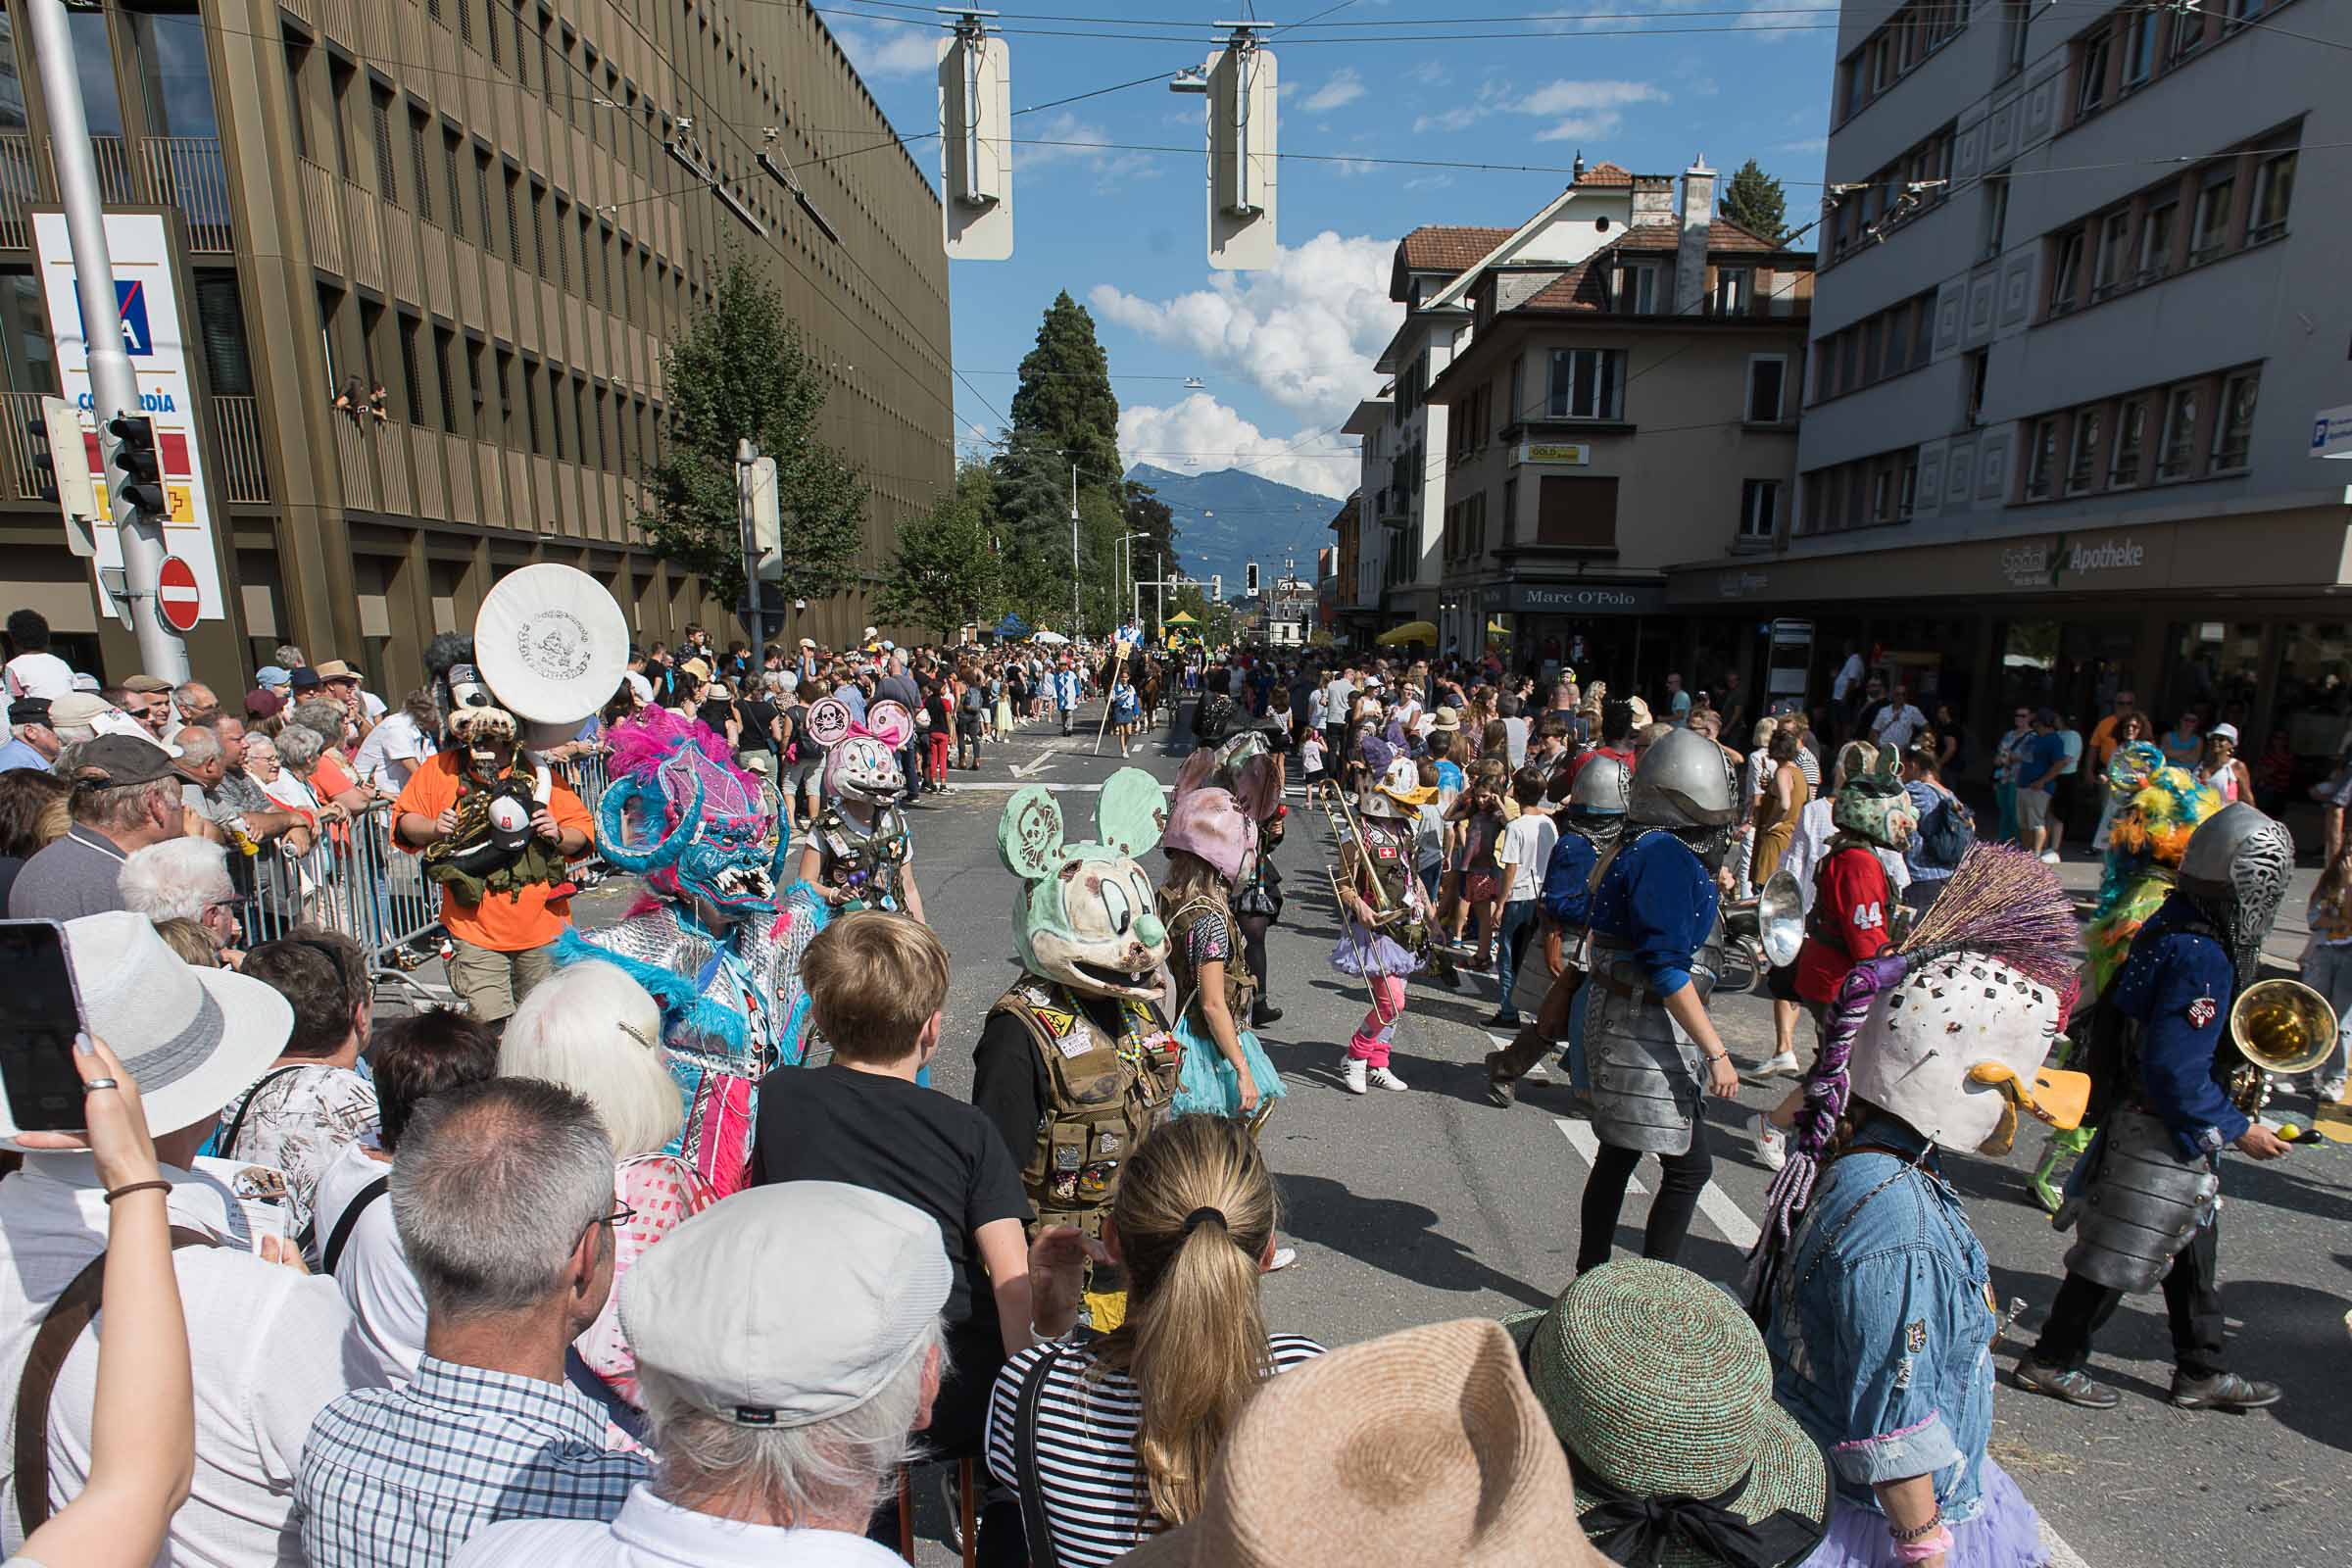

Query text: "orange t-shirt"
[392, 753, 594, 952]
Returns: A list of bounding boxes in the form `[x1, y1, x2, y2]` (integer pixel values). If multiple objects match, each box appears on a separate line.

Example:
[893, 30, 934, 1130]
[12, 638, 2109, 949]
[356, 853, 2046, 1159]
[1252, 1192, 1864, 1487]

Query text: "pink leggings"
[1347, 974, 1408, 1066]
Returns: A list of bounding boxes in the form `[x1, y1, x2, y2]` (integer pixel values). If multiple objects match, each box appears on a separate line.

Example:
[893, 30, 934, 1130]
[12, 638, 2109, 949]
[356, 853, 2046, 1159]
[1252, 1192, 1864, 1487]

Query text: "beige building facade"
[0, 0, 951, 692]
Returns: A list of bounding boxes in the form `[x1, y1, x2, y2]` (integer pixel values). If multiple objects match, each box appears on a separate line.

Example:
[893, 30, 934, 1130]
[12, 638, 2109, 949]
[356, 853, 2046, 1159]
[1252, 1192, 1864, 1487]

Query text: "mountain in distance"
[1124, 464, 1340, 600]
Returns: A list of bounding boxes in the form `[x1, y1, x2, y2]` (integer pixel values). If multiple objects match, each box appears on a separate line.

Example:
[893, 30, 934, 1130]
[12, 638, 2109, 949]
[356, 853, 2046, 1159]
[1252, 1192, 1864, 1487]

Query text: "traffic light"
[1245, 560, 1259, 596]
[106, 415, 166, 516]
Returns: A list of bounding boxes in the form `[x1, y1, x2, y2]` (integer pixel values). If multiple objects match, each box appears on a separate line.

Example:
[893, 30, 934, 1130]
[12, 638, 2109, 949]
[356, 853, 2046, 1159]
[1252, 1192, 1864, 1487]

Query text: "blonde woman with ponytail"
[983, 1115, 1322, 1566]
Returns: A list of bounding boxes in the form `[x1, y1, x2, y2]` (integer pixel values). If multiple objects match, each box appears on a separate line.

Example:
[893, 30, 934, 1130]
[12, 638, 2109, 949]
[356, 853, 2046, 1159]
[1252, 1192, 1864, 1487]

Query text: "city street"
[548, 702, 2352, 1568]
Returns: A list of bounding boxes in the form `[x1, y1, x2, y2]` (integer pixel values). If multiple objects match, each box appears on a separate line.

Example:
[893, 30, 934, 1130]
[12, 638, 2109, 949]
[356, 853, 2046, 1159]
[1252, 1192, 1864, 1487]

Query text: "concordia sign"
[32, 211, 225, 620]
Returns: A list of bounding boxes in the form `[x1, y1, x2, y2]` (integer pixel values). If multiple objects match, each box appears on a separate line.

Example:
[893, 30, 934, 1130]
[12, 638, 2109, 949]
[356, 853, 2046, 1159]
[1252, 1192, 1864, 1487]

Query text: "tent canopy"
[1377, 620, 1437, 646]
[1163, 611, 1199, 625]
[995, 612, 1031, 637]
[1030, 629, 1070, 645]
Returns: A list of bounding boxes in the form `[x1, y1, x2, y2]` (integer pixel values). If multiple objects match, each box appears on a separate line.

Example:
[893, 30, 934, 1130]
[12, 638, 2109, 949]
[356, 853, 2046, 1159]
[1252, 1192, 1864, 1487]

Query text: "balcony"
[0, 389, 270, 507]
[0, 133, 236, 253]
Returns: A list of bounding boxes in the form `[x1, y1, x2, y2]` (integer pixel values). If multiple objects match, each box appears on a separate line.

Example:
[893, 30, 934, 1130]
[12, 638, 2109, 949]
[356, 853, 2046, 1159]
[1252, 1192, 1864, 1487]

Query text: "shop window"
[2211, 369, 2258, 472]
[2155, 383, 2200, 480]
[1536, 475, 1618, 550]
[2271, 622, 2352, 796]
[1739, 479, 1779, 541]
[2065, 405, 2104, 494]
[2164, 620, 2263, 732]
[1745, 356, 1788, 422]
[1544, 349, 1624, 421]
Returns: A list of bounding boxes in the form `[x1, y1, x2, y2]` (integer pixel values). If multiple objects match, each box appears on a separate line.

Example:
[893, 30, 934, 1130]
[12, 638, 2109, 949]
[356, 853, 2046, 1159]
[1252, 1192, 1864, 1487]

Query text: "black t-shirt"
[738, 697, 779, 754]
[751, 1063, 1029, 1333]
[698, 698, 737, 735]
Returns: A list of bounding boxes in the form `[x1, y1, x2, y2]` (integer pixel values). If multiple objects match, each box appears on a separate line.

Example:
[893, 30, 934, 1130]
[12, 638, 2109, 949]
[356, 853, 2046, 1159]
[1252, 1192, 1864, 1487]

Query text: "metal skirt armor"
[2057, 1108, 2221, 1295]
[1582, 931, 1721, 1155]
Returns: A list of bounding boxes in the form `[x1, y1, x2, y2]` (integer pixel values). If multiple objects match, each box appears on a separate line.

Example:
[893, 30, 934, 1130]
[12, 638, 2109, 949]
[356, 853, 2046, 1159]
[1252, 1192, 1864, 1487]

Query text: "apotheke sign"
[1999, 533, 2146, 590]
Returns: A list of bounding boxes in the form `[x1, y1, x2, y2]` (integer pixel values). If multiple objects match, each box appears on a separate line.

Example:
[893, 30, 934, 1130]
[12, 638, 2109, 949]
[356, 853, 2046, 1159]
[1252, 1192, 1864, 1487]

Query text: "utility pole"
[736, 438, 761, 675]
[1068, 460, 1081, 638]
[27, 0, 185, 681]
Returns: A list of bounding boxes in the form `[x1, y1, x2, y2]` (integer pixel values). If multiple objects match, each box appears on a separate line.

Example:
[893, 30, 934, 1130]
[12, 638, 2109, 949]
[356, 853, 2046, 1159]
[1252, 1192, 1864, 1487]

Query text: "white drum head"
[473, 563, 629, 724]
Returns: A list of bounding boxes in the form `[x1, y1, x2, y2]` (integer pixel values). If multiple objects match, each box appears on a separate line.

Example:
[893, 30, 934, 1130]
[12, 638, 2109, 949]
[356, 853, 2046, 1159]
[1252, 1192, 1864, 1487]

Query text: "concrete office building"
[1676, 0, 2352, 821]
[0, 0, 951, 690]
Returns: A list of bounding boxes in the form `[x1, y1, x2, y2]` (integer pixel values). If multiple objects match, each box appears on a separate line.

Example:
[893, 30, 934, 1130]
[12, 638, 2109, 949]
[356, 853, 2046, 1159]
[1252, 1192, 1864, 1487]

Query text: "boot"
[1484, 1053, 1517, 1107]
[1250, 1004, 1284, 1028]
[1429, 952, 1460, 989]
[2029, 1125, 2092, 1215]
[1486, 1024, 1553, 1106]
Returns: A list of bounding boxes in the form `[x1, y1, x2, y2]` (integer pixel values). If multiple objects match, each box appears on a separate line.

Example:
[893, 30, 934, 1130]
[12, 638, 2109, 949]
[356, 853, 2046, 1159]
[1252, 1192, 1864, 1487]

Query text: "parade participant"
[1234, 807, 1288, 1029]
[1754, 745, 1919, 1170]
[1331, 757, 1457, 1095]
[1574, 727, 1740, 1272]
[2018, 803, 2295, 1412]
[1157, 786, 1287, 1125]
[1483, 753, 1629, 1106]
[1745, 845, 2089, 1568]
[797, 698, 925, 921]
[2025, 749, 2217, 1210]
[975, 771, 1186, 1325]
[560, 705, 814, 1197]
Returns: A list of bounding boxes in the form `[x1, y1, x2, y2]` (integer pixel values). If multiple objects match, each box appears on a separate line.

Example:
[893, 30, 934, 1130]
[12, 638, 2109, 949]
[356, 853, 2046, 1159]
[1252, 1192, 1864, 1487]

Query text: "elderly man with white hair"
[118, 836, 242, 957]
[451, 1181, 958, 1568]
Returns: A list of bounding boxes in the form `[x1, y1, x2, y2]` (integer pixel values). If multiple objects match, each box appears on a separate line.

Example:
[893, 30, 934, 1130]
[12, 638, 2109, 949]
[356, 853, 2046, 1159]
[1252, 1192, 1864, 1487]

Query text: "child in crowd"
[1110, 669, 1141, 758]
[1490, 767, 1558, 1029]
[1447, 758, 1511, 971]
[1413, 759, 1449, 903]
[1298, 726, 1329, 802]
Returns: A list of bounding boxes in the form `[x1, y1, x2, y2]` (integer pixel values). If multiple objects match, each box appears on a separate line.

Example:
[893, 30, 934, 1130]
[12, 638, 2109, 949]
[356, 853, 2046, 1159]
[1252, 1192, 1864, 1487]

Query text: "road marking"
[2040, 1520, 2090, 1568]
[1010, 747, 1059, 778]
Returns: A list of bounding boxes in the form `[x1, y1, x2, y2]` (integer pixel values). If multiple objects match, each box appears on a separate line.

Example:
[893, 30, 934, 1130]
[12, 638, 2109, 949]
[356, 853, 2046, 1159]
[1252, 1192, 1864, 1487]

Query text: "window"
[1501, 476, 1518, 545]
[2066, 405, 2105, 493]
[2092, 209, 2132, 294]
[502, 166, 521, 265]
[2246, 152, 2293, 244]
[1544, 349, 1624, 420]
[2001, 0, 2030, 74]
[1981, 173, 2009, 260]
[2189, 174, 2234, 263]
[2024, 416, 2059, 499]
[2075, 28, 2112, 119]
[1964, 349, 1988, 426]
[431, 327, 458, 433]
[1746, 356, 1788, 422]
[1619, 264, 1657, 316]
[2170, 6, 2207, 60]
[2137, 200, 2176, 278]
[442, 131, 465, 240]
[2211, 370, 2257, 471]
[1715, 268, 1753, 316]
[1871, 467, 1893, 521]
[1740, 479, 1780, 541]
[2120, 11, 2159, 88]
[397, 318, 423, 423]
[2110, 397, 2147, 487]
[370, 88, 400, 205]
[409, 109, 434, 225]
[2047, 228, 2085, 315]
[1898, 452, 1919, 518]
[2156, 383, 2200, 480]
[2226, 0, 2267, 25]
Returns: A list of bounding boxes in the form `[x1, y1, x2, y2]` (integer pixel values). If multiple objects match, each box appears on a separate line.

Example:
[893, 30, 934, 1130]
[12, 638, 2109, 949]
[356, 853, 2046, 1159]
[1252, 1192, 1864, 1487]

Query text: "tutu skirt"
[1800, 1459, 2049, 1568]
[1330, 922, 1423, 977]
[1171, 1015, 1288, 1118]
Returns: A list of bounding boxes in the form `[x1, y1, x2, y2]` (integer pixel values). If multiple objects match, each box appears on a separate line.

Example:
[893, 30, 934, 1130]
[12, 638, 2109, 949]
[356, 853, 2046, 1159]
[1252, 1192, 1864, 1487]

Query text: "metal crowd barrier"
[227, 749, 620, 1003]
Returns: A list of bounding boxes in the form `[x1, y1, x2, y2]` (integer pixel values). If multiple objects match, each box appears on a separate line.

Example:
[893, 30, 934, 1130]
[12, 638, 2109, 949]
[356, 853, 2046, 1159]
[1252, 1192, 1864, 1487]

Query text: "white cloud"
[1022, 111, 1160, 186]
[1408, 61, 1451, 87]
[1404, 173, 1455, 192]
[1411, 76, 1666, 142]
[828, 22, 936, 81]
[1776, 136, 1828, 156]
[1118, 396, 1356, 499]
[1302, 69, 1367, 114]
[1089, 230, 1402, 429]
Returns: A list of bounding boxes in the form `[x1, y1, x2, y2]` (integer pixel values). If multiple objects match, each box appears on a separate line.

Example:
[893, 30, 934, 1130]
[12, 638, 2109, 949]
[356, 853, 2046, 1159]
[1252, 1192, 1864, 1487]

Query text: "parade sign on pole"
[32, 211, 226, 619]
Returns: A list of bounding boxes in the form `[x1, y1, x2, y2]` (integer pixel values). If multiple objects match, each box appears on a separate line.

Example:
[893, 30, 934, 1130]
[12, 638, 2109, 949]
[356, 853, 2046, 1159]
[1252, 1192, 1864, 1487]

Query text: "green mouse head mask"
[1000, 768, 1169, 1002]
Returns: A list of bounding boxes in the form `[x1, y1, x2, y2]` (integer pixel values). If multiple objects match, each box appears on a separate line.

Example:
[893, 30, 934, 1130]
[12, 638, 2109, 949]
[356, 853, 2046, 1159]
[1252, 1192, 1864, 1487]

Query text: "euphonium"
[2222, 977, 2337, 1113]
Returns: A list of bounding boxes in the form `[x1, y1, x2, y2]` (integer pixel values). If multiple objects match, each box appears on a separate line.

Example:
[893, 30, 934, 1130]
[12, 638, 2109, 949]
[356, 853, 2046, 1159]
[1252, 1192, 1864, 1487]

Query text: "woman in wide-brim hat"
[1504, 1257, 1831, 1568]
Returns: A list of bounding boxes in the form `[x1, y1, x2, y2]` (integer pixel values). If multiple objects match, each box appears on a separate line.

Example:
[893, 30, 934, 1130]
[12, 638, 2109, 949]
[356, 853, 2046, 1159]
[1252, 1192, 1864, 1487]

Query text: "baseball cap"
[121, 673, 172, 695]
[620, 1181, 951, 1429]
[7, 697, 51, 727]
[289, 667, 323, 692]
[245, 687, 287, 720]
[49, 692, 112, 729]
[68, 734, 177, 787]
[255, 664, 292, 690]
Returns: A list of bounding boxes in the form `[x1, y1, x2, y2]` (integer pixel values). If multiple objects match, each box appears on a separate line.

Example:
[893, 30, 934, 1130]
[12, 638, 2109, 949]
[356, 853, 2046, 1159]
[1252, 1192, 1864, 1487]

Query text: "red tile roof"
[1617, 218, 1786, 253]
[1516, 257, 1616, 314]
[1576, 161, 1634, 187]
[1396, 224, 1517, 272]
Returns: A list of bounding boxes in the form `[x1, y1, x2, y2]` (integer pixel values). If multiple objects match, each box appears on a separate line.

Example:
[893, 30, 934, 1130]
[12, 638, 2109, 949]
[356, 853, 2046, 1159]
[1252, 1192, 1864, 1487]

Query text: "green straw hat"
[1501, 1258, 1830, 1568]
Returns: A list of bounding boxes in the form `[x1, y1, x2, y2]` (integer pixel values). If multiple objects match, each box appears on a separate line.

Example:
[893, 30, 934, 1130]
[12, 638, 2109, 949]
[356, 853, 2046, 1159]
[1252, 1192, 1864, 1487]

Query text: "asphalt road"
[556, 701, 2350, 1568]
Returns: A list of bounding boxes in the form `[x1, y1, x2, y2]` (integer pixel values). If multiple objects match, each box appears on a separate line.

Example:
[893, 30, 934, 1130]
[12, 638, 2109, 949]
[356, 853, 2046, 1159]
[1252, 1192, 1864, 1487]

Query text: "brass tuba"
[2222, 978, 2338, 1113]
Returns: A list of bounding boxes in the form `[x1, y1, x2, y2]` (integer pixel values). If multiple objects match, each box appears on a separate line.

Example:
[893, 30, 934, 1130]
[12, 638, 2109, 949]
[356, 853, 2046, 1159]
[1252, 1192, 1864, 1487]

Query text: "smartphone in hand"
[0, 919, 91, 1137]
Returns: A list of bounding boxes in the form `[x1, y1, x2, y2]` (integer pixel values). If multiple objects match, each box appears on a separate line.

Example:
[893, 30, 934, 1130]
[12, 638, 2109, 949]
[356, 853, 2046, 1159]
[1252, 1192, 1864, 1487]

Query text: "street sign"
[40, 395, 97, 554]
[2315, 404, 2352, 460]
[156, 554, 200, 633]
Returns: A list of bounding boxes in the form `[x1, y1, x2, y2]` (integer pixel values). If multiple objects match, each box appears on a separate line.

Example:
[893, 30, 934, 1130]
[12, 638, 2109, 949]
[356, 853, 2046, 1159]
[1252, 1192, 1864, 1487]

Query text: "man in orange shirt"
[2088, 687, 2138, 774]
[393, 682, 592, 1023]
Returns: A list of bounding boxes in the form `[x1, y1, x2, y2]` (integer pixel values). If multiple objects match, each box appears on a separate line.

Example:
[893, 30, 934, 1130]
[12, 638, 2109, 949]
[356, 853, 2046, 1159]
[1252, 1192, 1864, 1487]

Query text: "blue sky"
[815, 2, 1837, 541]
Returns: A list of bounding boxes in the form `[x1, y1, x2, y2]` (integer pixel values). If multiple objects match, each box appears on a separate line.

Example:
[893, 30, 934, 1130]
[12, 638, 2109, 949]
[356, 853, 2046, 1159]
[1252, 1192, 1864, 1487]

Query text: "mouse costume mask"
[813, 698, 911, 806]
[1001, 768, 1169, 1002]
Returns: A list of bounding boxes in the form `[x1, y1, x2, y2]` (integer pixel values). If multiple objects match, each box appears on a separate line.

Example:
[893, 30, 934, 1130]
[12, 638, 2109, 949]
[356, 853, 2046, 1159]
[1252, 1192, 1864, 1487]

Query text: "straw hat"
[1500, 1259, 1830, 1568]
[1430, 707, 1462, 733]
[1122, 1319, 1605, 1568]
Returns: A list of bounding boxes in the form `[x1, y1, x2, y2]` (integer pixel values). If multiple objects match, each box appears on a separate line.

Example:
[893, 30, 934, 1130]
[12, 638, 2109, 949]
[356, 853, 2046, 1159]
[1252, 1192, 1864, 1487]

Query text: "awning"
[1377, 619, 1437, 646]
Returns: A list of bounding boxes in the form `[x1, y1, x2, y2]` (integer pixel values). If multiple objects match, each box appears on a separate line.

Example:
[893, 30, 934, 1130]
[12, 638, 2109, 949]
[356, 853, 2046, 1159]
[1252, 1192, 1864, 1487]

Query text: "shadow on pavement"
[1271, 1170, 1557, 1310]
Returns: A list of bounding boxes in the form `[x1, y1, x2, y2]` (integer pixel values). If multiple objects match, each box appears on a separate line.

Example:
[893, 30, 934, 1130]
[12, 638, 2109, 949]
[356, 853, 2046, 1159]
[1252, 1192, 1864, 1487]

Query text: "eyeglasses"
[588, 1202, 636, 1235]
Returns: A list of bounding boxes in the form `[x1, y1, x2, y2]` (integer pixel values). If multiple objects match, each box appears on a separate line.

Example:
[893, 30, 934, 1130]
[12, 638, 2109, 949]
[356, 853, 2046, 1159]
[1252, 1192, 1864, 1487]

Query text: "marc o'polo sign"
[1505, 581, 1665, 614]
[1998, 533, 2147, 591]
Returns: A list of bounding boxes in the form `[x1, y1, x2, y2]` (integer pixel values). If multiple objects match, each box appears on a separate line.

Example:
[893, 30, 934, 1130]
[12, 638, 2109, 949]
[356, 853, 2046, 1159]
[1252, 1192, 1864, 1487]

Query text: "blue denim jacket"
[1766, 1116, 1998, 1522]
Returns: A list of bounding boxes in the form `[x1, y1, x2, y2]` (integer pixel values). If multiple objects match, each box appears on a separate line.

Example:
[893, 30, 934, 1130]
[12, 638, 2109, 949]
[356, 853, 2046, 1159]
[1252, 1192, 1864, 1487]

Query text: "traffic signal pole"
[25, 0, 186, 680]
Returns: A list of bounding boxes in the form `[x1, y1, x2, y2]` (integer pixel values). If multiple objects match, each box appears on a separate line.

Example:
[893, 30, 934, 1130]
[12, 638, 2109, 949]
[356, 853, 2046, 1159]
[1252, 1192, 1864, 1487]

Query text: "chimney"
[1572, 149, 1587, 183]
[1631, 174, 1674, 225]
[1675, 154, 1714, 318]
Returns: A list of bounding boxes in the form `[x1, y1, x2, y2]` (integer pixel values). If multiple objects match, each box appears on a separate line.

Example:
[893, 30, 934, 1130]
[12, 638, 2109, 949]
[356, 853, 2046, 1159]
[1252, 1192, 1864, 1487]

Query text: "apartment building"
[0, 0, 951, 691]
[1689, 0, 2351, 807]
[1402, 162, 1812, 683]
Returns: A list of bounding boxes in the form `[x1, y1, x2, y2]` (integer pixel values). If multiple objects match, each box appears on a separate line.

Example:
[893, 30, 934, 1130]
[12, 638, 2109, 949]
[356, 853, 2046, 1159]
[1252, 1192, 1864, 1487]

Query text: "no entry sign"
[156, 555, 200, 634]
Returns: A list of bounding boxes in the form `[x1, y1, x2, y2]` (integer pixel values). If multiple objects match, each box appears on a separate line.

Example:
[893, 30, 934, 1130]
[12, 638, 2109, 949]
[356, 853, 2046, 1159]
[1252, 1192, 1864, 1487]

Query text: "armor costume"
[1741, 845, 2087, 1568]
[560, 706, 816, 1197]
[1330, 758, 1452, 1093]
[2025, 804, 2295, 1411]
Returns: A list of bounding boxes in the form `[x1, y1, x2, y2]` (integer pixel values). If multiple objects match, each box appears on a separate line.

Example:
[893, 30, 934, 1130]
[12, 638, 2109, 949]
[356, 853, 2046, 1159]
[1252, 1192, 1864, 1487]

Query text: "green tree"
[1719, 159, 1788, 242]
[874, 465, 1004, 640]
[1009, 291, 1122, 486]
[987, 427, 1080, 627]
[637, 256, 866, 614]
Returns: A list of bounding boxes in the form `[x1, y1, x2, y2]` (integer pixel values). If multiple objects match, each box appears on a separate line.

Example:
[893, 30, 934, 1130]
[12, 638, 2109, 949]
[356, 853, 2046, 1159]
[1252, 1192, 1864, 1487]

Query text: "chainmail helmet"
[2176, 802, 2294, 986]
[1626, 727, 1737, 830]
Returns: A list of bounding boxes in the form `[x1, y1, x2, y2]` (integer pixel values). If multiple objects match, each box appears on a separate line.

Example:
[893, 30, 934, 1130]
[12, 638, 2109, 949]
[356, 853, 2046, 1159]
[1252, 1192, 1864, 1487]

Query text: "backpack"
[1919, 793, 1976, 868]
[961, 686, 984, 714]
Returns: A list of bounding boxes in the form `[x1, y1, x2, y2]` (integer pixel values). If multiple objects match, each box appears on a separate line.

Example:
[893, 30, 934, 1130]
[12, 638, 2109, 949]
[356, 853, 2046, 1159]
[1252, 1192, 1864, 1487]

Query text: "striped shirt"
[984, 1335, 1324, 1568]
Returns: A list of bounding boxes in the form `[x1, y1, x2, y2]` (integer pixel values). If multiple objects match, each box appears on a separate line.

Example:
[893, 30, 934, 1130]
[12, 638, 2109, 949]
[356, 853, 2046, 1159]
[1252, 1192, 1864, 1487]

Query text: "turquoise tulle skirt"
[1172, 1015, 1288, 1118]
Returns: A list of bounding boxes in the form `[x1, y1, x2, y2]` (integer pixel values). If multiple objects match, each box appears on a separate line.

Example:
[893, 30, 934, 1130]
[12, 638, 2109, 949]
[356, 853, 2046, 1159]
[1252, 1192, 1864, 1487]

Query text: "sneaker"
[1488, 1009, 1522, 1028]
[2039, 851, 2061, 865]
[1367, 1065, 1409, 1092]
[1753, 1112, 1788, 1172]
[1342, 1057, 1368, 1096]
[2012, 1359, 2120, 1409]
[2169, 1370, 2281, 1410]
[1266, 1246, 1298, 1272]
[1758, 1051, 1803, 1078]
[2318, 1079, 2347, 1104]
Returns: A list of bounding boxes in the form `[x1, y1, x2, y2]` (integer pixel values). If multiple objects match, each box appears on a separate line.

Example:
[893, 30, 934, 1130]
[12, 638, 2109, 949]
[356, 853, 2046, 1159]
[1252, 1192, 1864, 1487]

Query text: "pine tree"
[637, 257, 865, 613]
[1009, 291, 1122, 485]
[874, 464, 1003, 640]
[1720, 159, 1788, 243]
